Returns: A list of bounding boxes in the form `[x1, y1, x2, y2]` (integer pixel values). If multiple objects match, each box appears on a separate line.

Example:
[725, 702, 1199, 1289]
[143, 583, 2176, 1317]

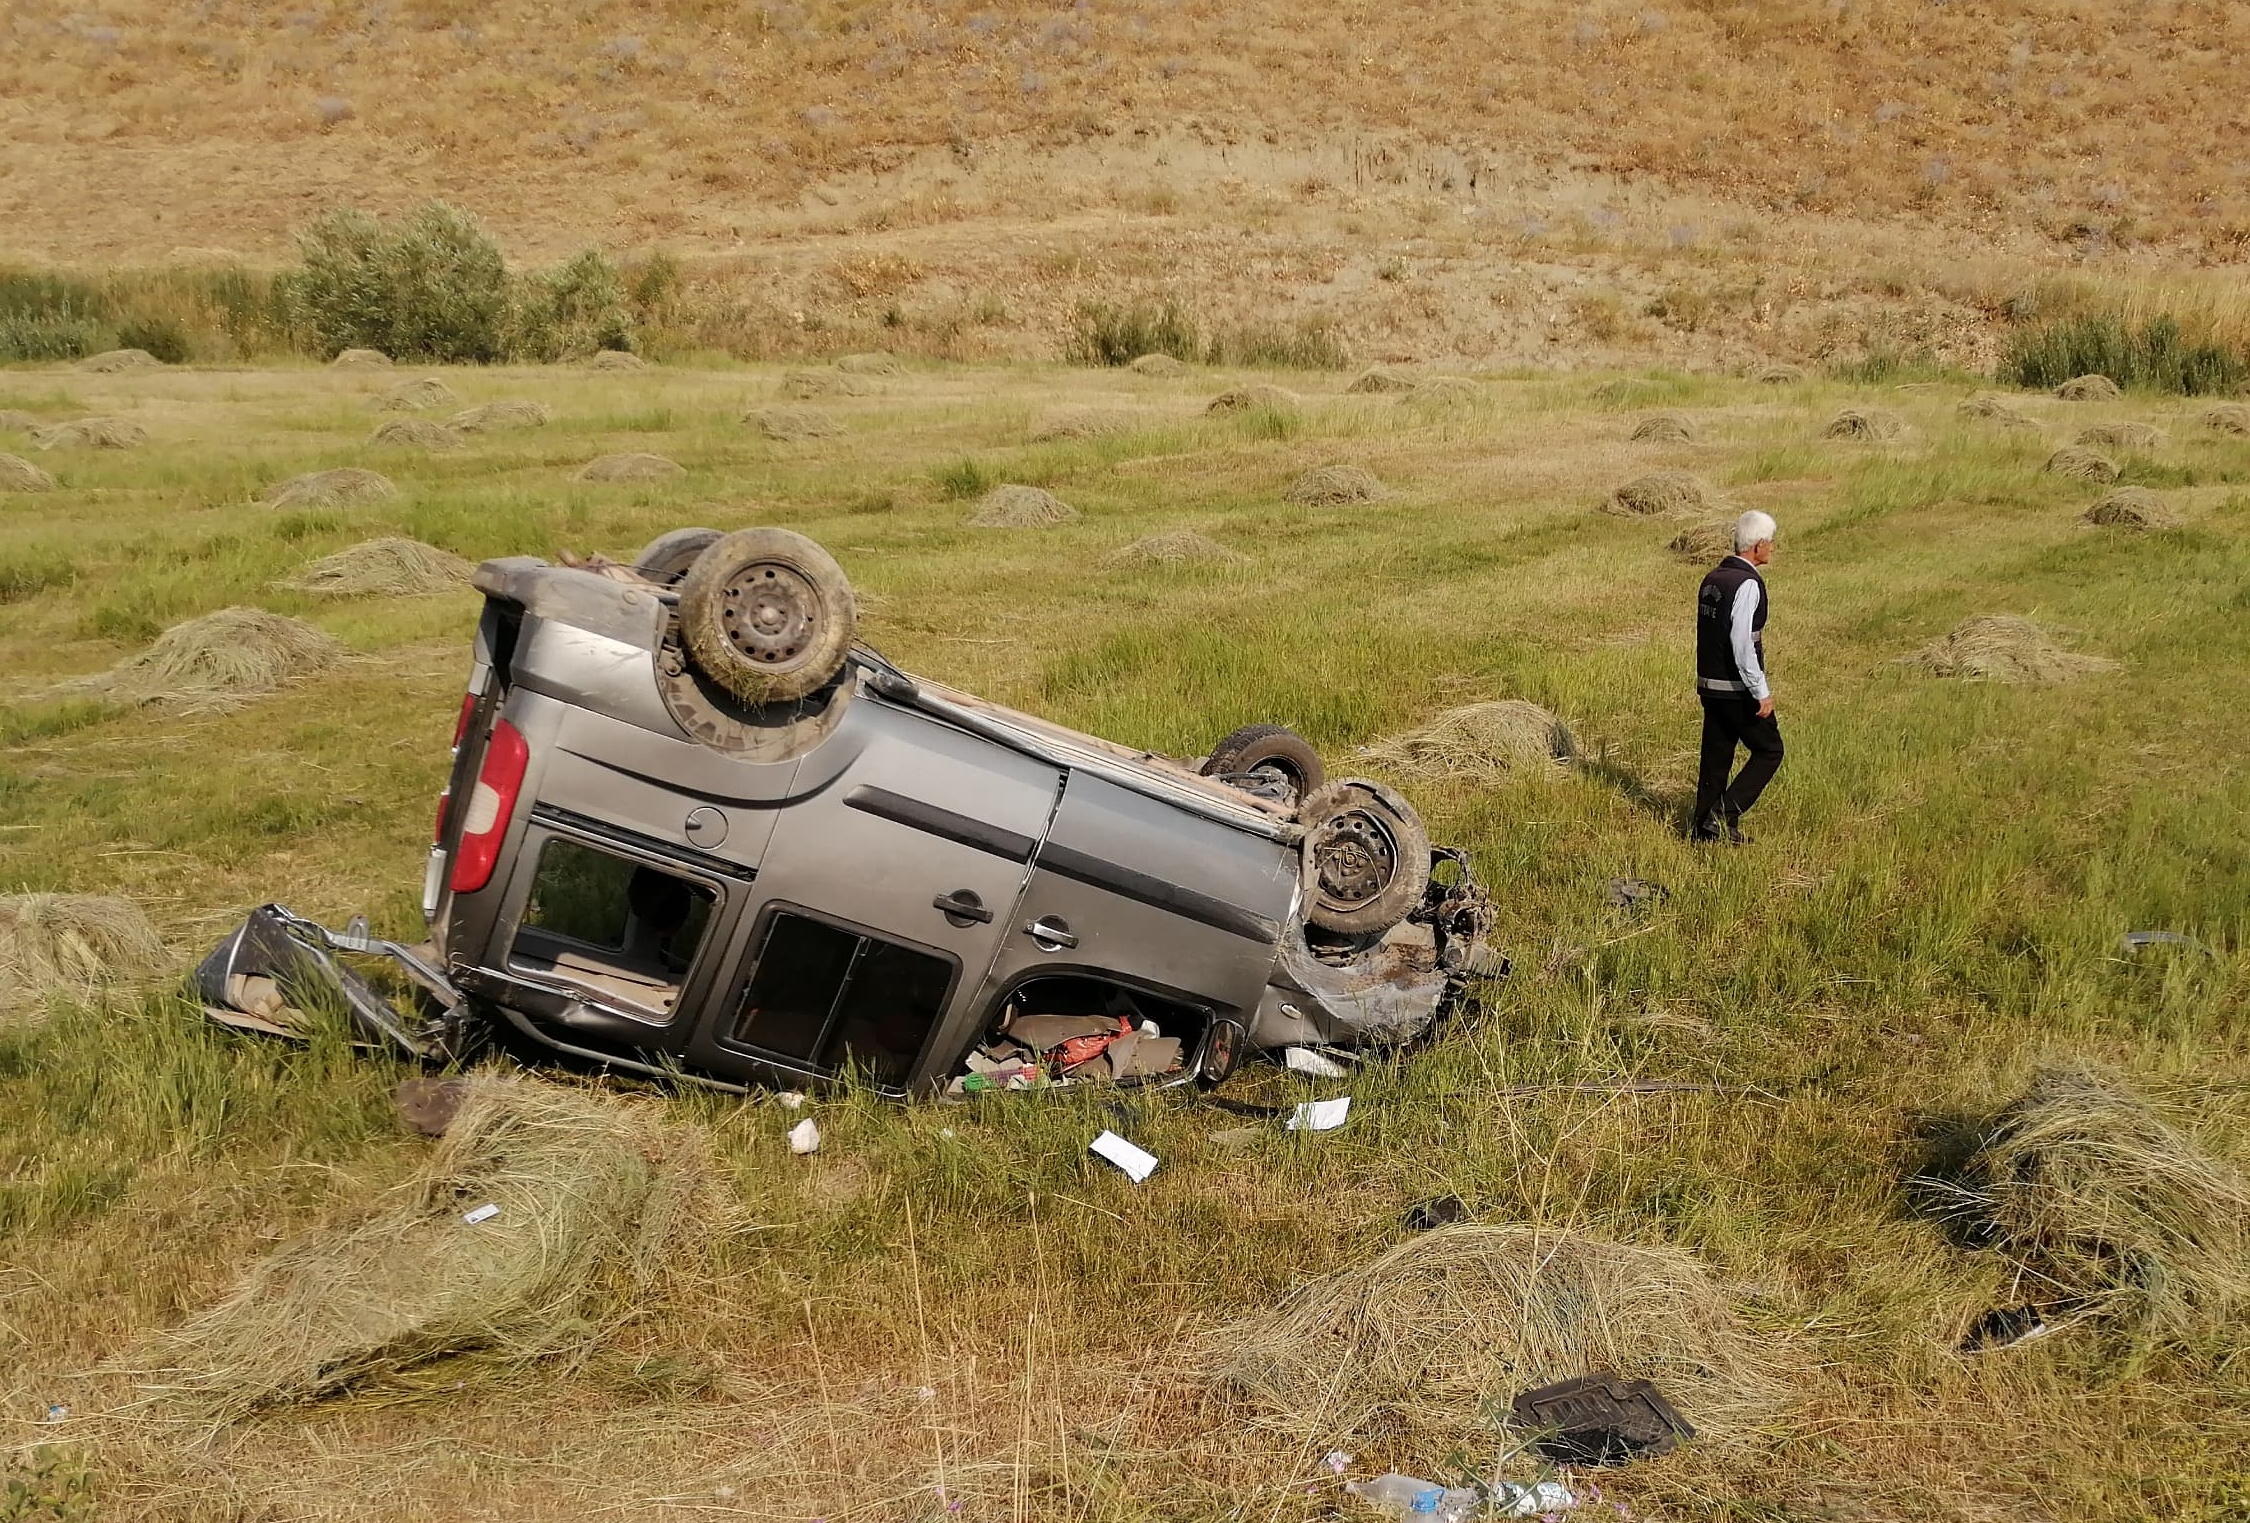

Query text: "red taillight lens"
[448, 718, 528, 895]
[450, 692, 477, 749]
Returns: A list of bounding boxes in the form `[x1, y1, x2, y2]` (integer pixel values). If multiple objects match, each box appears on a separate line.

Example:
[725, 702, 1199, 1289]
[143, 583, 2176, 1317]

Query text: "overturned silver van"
[199, 527, 1502, 1096]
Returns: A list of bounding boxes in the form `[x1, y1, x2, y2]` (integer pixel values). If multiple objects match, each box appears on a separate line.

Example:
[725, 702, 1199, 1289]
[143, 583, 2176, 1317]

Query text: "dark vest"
[1696, 556, 1767, 693]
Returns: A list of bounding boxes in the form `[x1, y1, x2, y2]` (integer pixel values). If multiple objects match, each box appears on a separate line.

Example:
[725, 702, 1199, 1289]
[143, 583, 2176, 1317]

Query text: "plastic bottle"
[1343, 1475, 1479, 1519]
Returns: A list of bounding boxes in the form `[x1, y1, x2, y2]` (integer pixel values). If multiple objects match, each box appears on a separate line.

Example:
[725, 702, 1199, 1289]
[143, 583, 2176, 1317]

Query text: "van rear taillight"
[450, 692, 477, 749]
[448, 718, 528, 895]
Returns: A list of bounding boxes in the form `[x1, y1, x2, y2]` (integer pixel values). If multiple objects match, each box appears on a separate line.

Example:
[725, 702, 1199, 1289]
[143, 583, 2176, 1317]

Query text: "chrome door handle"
[1023, 916, 1077, 951]
[933, 890, 993, 925]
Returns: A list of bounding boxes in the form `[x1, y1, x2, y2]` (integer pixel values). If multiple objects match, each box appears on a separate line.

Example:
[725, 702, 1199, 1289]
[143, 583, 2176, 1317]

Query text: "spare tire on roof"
[675, 528, 857, 704]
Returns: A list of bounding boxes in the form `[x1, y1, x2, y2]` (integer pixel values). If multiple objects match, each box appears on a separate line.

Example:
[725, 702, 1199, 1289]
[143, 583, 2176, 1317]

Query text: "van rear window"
[508, 836, 716, 1018]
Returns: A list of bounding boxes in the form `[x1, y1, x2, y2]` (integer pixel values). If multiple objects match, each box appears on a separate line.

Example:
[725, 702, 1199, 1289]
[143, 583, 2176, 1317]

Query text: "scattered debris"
[951, 1007, 1184, 1091]
[1345, 366, 1418, 394]
[1958, 1303, 2057, 1353]
[1344, 1473, 1480, 1520]
[781, 368, 872, 399]
[1632, 412, 1697, 444]
[263, 466, 398, 510]
[1285, 464, 1385, 506]
[1111, 530, 1244, 565]
[2075, 421, 2162, 452]
[1945, 1062, 2250, 1342]
[377, 377, 460, 412]
[967, 484, 1077, 527]
[2203, 402, 2250, 436]
[1404, 1195, 1468, 1231]
[1213, 1223, 1775, 1445]
[2054, 374, 2121, 401]
[1512, 1372, 1695, 1465]
[275, 537, 474, 597]
[1206, 384, 1301, 417]
[2120, 929, 2210, 956]
[1284, 1046, 1349, 1078]
[747, 404, 843, 441]
[1666, 518, 1736, 560]
[588, 349, 647, 371]
[788, 1117, 821, 1155]
[1899, 614, 2118, 684]
[1361, 700, 1578, 778]
[73, 348, 162, 373]
[1606, 878, 1670, 911]
[0, 453, 59, 492]
[1821, 407, 1905, 442]
[1128, 353, 1190, 377]
[330, 348, 392, 369]
[0, 893, 167, 1018]
[577, 452, 685, 482]
[120, 1077, 724, 1417]
[1286, 1097, 1351, 1132]
[1322, 1450, 1354, 1476]
[1602, 470, 1717, 516]
[2080, 487, 2181, 531]
[32, 416, 147, 450]
[59, 605, 344, 708]
[835, 351, 903, 375]
[461, 1202, 501, 1225]
[1090, 1129, 1158, 1183]
[367, 417, 464, 451]
[449, 400, 552, 432]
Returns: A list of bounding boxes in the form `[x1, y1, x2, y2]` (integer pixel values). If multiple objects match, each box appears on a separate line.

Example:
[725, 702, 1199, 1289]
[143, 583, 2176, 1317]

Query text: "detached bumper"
[194, 904, 463, 1058]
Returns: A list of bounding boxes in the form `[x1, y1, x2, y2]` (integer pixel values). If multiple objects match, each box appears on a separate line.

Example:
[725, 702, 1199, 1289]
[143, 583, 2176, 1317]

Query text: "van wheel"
[632, 527, 722, 586]
[1200, 724, 1326, 806]
[1299, 780, 1431, 936]
[677, 528, 858, 705]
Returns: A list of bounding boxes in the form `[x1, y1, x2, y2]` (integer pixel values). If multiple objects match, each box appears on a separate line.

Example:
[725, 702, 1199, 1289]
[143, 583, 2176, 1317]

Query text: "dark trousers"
[1693, 694, 1784, 834]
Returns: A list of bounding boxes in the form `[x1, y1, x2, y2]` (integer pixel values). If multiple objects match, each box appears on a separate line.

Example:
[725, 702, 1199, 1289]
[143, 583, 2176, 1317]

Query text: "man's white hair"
[1734, 509, 1777, 552]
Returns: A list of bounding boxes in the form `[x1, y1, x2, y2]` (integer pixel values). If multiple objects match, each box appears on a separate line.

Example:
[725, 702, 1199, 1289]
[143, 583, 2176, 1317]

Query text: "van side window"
[732, 910, 951, 1086]
[509, 837, 716, 1017]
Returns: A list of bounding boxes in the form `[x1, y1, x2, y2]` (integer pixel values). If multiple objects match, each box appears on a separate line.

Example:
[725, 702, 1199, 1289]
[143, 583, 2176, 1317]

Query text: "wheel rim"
[1313, 807, 1398, 907]
[718, 561, 822, 672]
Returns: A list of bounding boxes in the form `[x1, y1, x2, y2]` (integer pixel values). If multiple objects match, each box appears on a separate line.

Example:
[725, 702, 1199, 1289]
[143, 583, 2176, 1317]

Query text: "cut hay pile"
[126, 1077, 723, 1418]
[378, 377, 461, 412]
[368, 418, 464, 452]
[967, 485, 1077, 528]
[1346, 367, 1418, 394]
[62, 606, 343, 707]
[263, 467, 398, 510]
[1632, 412, 1698, 444]
[1360, 700, 1578, 777]
[836, 351, 902, 376]
[2075, 422, 2163, 452]
[1754, 362, 1806, 384]
[1900, 615, 2117, 684]
[0, 894, 167, 1018]
[1958, 393, 2040, 432]
[781, 368, 872, 400]
[73, 348, 162, 373]
[577, 452, 685, 483]
[1128, 353, 1189, 377]
[2045, 446, 2120, 484]
[330, 348, 392, 369]
[2204, 403, 2250, 436]
[747, 405, 843, 441]
[1207, 384, 1300, 417]
[1952, 1064, 2250, 1342]
[0, 453, 58, 492]
[1822, 407, 1905, 442]
[1667, 518, 1739, 561]
[1603, 471, 1717, 517]
[1284, 465, 1385, 506]
[588, 349, 647, 371]
[2080, 487, 2181, 531]
[1028, 407, 1135, 442]
[276, 538, 475, 597]
[1210, 1224, 1775, 1446]
[2056, 374, 2122, 401]
[33, 416, 147, 450]
[0, 409, 38, 431]
[1111, 530, 1244, 566]
[449, 400, 552, 432]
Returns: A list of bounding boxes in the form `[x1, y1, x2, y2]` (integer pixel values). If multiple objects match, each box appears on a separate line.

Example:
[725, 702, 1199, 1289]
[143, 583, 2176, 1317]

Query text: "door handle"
[1023, 916, 1077, 951]
[933, 889, 993, 926]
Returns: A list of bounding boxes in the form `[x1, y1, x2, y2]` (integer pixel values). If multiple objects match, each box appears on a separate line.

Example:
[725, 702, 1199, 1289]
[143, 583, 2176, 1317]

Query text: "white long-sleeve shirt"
[1729, 578, 1770, 702]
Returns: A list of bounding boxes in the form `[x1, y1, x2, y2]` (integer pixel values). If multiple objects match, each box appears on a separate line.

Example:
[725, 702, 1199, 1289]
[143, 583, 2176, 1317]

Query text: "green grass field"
[2, 358, 2248, 1521]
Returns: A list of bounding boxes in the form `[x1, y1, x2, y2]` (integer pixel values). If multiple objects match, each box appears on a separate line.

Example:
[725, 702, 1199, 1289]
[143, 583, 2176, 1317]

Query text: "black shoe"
[1725, 821, 1754, 845]
[1689, 820, 1724, 844]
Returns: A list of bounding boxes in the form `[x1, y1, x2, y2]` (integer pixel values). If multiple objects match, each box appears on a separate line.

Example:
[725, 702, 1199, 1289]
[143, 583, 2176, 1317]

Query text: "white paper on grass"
[461, 1202, 500, 1225]
[1283, 1046, 1348, 1078]
[1089, 1129, 1159, 1183]
[1285, 1097, 1351, 1132]
[788, 1117, 821, 1155]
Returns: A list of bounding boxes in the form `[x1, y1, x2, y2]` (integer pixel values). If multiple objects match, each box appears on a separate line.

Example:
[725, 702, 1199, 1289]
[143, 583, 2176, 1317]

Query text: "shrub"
[0, 552, 74, 604]
[112, 314, 190, 365]
[1212, 318, 1350, 370]
[933, 458, 994, 499]
[2002, 313, 2247, 396]
[1064, 298, 1202, 366]
[294, 203, 511, 363]
[0, 314, 110, 362]
[512, 249, 632, 360]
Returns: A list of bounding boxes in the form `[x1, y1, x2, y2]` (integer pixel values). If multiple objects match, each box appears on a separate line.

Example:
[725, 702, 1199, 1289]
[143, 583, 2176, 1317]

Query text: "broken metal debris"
[1511, 1372, 1694, 1466]
[2119, 930, 2211, 956]
[1606, 877, 1670, 911]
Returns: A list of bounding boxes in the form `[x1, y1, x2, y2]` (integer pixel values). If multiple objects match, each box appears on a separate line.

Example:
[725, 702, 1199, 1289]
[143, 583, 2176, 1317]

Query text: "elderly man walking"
[1691, 510, 1783, 844]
